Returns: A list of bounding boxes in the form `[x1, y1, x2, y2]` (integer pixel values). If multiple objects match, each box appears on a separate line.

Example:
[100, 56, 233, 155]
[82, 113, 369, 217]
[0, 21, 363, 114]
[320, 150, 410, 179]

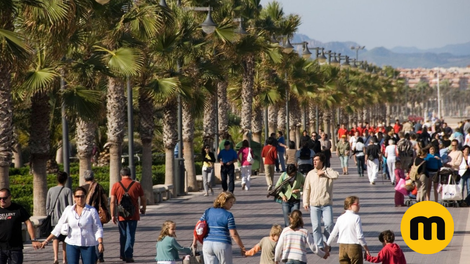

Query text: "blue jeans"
[356, 156, 365, 176]
[118, 220, 138, 259]
[278, 152, 286, 172]
[460, 172, 470, 202]
[203, 241, 232, 264]
[66, 244, 96, 264]
[0, 249, 23, 264]
[310, 205, 333, 249]
[220, 164, 235, 193]
[282, 199, 300, 227]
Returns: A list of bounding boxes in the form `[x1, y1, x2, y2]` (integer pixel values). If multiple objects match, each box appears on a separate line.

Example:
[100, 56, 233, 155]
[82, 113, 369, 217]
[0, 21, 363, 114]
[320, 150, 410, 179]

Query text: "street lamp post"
[160, 0, 217, 195]
[351, 45, 365, 60]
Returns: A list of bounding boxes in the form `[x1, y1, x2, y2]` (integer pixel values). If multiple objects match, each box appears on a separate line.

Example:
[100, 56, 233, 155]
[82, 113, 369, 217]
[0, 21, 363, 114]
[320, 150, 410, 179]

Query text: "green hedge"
[9, 161, 203, 214]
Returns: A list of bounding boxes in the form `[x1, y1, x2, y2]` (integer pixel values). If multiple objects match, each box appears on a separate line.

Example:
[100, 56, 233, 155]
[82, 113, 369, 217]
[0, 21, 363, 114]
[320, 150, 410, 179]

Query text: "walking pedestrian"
[202, 145, 216, 196]
[365, 137, 381, 185]
[262, 137, 278, 191]
[218, 141, 238, 193]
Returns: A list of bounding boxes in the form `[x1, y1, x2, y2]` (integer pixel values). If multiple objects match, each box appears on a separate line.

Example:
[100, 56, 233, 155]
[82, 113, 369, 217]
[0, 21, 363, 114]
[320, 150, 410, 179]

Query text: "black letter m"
[410, 216, 445, 240]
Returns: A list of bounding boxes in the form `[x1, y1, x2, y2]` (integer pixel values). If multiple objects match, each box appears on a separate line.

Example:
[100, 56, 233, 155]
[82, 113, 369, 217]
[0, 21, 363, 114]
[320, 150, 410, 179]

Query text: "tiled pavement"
[25, 155, 470, 264]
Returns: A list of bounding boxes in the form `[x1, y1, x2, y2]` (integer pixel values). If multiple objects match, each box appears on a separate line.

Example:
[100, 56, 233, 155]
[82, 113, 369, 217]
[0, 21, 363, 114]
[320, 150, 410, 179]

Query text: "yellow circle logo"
[401, 201, 454, 254]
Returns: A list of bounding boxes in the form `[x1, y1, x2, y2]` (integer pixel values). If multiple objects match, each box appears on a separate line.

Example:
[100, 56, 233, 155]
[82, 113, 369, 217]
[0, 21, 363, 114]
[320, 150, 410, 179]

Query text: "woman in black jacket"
[201, 145, 216, 196]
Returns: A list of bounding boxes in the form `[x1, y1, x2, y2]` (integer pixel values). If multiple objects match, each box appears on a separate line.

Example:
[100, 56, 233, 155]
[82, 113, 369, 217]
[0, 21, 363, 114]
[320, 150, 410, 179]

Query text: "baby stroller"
[437, 167, 461, 207]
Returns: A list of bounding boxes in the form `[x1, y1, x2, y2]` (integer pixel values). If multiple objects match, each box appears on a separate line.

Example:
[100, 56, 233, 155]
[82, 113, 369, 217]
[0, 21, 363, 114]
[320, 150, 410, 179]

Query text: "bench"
[153, 184, 174, 201]
[22, 216, 47, 240]
[152, 185, 166, 203]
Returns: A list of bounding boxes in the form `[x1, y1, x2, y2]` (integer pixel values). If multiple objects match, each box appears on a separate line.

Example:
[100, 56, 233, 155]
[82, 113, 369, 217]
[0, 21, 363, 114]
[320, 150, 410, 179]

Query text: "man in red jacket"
[393, 119, 402, 134]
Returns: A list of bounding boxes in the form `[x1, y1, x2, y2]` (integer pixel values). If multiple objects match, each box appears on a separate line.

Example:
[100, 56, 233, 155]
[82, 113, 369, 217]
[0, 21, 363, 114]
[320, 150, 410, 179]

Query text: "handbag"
[87, 181, 111, 224]
[194, 209, 210, 243]
[441, 175, 463, 201]
[39, 187, 64, 237]
[246, 148, 254, 164]
[394, 178, 408, 196]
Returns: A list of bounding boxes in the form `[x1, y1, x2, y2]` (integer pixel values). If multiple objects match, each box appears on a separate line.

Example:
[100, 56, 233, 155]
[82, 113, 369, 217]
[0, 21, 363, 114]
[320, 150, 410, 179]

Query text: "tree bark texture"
[268, 104, 278, 135]
[163, 98, 177, 186]
[241, 56, 255, 134]
[203, 92, 216, 148]
[182, 101, 197, 191]
[217, 81, 229, 138]
[30, 92, 50, 216]
[138, 92, 155, 204]
[106, 77, 126, 191]
[76, 118, 96, 186]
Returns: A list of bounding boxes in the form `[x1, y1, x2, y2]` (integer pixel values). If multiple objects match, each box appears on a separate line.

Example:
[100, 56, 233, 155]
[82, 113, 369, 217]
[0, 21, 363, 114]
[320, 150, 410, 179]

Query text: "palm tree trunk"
[30, 92, 50, 216]
[138, 92, 155, 204]
[241, 56, 254, 134]
[183, 101, 197, 191]
[289, 97, 300, 143]
[217, 80, 229, 139]
[268, 104, 278, 135]
[13, 143, 22, 169]
[106, 77, 126, 192]
[308, 102, 316, 133]
[203, 93, 216, 148]
[76, 118, 96, 186]
[163, 98, 178, 187]
[252, 99, 263, 144]
[277, 103, 286, 132]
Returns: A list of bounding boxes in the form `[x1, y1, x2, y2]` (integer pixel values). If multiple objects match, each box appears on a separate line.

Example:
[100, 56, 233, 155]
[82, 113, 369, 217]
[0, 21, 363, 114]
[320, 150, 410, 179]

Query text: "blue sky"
[259, 0, 470, 50]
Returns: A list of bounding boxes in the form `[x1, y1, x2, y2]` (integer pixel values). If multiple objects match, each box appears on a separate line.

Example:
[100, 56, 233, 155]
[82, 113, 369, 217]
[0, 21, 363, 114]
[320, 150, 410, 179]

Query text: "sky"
[259, 0, 470, 50]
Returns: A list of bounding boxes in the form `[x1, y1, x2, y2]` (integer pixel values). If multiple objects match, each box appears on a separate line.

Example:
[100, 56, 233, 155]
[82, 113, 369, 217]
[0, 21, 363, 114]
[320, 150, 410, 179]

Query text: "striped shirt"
[202, 208, 236, 245]
[274, 227, 318, 262]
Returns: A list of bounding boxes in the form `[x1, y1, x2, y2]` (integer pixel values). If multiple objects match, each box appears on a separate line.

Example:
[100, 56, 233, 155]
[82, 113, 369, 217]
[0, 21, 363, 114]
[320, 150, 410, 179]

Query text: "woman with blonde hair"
[193, 192, 245, 264]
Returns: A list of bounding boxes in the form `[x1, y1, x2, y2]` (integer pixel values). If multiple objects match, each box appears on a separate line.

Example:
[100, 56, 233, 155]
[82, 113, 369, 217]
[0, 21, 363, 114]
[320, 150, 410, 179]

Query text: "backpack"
[117, 181, 136, 218]
[409, 159, 425, 181]
[299, 147, 311, 160]
[194, 209, 210, 243]
[397, 139, 413, 157]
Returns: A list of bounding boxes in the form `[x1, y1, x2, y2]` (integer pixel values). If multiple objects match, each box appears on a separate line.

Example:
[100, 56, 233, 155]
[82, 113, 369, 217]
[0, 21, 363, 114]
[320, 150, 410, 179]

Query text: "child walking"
[245, 224, 283, 264]
[274, 210, 327, 263]
[326, 196, 370, 264]
[155, 220, 193, 264]
[365, 230, 406, 264]
[394, 161, 406, 207]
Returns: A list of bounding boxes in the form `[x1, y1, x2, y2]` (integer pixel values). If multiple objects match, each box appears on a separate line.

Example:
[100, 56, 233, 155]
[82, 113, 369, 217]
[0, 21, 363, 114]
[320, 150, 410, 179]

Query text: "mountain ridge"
[293, 34, 470, 68]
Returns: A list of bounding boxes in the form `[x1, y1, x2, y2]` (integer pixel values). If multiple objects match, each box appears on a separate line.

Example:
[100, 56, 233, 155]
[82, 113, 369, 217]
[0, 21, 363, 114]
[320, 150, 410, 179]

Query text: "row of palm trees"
[0, 0, 406, 216]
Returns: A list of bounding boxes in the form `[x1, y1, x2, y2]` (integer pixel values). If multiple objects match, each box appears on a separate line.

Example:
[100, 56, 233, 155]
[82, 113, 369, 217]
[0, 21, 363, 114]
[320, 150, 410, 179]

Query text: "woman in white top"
[385, 139, 398, 185]
[42, 187, 104, 264]
[274, 210, 326, 264]
[326, 196, 370, 264]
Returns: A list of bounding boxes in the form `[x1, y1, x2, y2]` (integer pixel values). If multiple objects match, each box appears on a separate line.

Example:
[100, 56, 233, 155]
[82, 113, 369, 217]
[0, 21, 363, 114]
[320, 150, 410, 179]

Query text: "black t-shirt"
[0, 203, 30, 250]
[366, 144, 381, 159]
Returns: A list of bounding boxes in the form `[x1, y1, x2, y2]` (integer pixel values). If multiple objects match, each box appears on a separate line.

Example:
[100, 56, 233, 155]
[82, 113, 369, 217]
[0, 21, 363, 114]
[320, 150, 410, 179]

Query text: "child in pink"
[394, 160, 405, 207]
[365, 230, 406, 264]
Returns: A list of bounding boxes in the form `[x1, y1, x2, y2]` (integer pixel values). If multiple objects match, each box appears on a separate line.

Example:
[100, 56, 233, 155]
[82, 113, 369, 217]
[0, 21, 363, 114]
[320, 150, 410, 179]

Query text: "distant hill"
[293, 34, 470, 68]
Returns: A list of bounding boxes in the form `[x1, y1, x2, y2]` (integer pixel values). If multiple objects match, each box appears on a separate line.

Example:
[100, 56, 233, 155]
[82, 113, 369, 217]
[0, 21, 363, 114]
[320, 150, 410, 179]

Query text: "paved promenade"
[25, 155, 470, 264]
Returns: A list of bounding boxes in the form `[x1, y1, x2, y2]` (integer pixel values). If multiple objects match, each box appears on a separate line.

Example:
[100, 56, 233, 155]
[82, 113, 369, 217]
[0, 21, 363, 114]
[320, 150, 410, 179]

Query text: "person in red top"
[337, 124, 349, 140]
[364, 122, 372, 134]
[365, 230, 406, 264]
[110, 167, 146, 263]
[393, 119, 402, 134]
[356, 122, 364, 136]
[262, 137, 278, 191]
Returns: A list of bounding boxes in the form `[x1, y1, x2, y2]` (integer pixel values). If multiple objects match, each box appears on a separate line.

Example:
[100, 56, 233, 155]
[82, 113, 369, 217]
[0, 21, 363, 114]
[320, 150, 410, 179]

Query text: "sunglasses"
[74, 195, 86, 198]
[0, 196, 9, 201]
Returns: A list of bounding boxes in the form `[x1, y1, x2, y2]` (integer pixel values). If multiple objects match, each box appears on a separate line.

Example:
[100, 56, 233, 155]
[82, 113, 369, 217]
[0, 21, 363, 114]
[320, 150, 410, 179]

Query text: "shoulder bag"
[39, 187, 64, 237]
[246, 148, 254, 164]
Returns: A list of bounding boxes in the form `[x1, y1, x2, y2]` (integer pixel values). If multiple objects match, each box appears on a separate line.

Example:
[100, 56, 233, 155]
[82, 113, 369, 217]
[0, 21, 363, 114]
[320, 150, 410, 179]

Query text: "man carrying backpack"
[110, 167, 146, 263]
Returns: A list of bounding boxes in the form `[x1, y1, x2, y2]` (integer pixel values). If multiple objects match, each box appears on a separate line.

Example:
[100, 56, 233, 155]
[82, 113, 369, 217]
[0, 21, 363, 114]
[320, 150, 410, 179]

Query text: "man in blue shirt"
[277, 131, 287, 172]
[217, 141, 238, 193]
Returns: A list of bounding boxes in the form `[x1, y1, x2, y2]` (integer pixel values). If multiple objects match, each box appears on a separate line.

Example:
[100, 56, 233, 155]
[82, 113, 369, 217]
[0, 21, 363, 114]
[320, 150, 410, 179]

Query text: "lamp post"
[351, 45, 365, 60]
[160, 0, 217, 195]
